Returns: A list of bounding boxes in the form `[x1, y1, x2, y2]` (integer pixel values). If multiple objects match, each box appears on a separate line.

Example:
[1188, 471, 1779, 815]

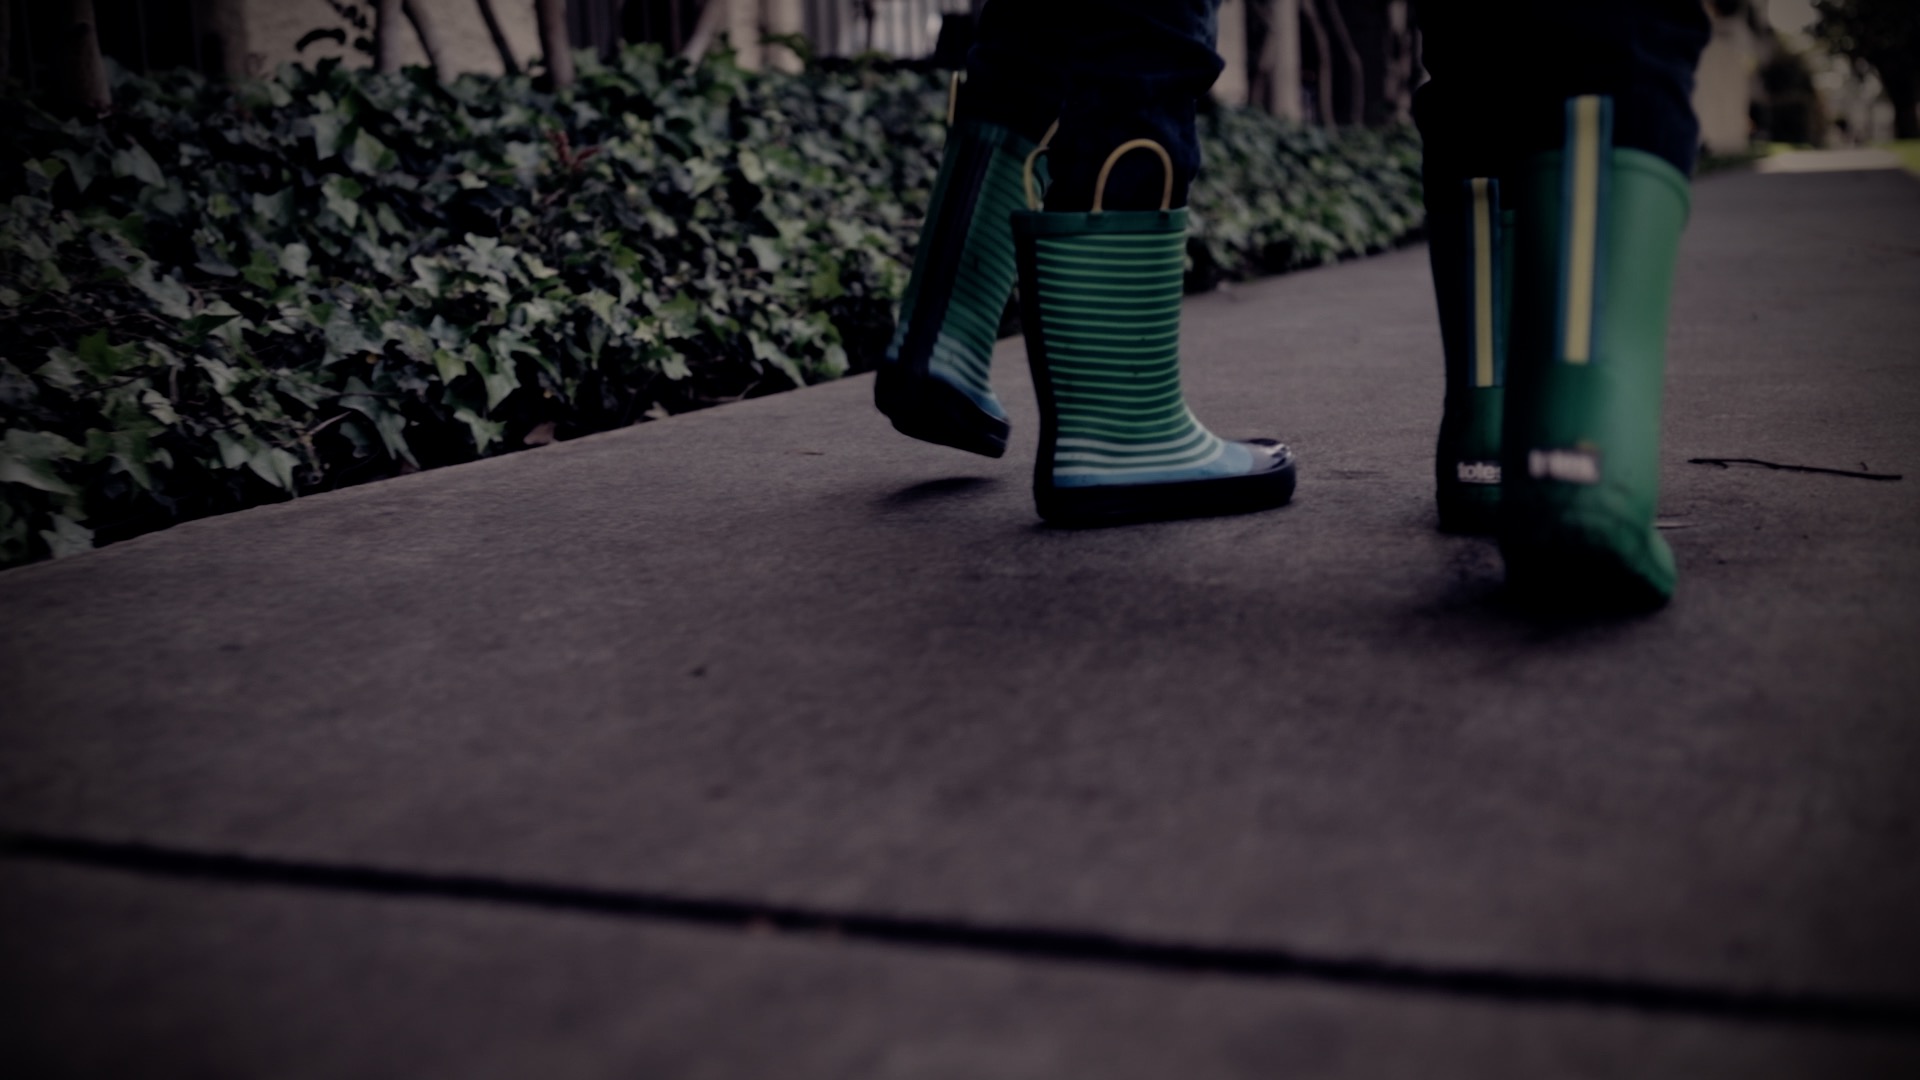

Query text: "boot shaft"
[1014, 207, 1222, 482]
[1429, 175, 1513, 527]
[1498, 94, 1692, 607]
[1506, 98, 1690, 522]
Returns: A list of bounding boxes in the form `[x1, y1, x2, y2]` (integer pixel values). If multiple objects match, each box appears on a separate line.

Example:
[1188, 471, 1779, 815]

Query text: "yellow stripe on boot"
[1563, 95, 1603, 364]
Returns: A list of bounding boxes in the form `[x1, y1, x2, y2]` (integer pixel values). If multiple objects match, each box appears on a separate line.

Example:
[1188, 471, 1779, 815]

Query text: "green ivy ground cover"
[0, 47, 1422, 569]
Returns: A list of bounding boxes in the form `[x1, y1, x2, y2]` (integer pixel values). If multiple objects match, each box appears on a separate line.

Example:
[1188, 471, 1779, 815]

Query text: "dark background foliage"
[0, 47, 1422, 568]
[1814, 0, 1920, 139]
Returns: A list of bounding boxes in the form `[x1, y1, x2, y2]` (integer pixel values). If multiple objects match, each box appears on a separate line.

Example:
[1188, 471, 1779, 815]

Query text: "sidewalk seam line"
[6, 830, 1916, 1035]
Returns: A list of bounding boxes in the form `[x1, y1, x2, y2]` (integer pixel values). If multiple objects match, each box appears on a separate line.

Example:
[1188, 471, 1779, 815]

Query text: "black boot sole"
[1035, 443, 1296, 527]
[1436, 485, 1501, 535]
[874, 365, 1011, 459]
[1501, 519, 1673, 614]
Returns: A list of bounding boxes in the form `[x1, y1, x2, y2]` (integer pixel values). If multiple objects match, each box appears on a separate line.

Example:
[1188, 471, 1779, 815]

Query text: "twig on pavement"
[1688, 458, 1903, 481]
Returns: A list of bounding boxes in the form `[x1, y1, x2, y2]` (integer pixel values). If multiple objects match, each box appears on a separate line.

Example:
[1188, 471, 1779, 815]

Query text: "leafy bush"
[0, 49, 1422, 568]
[1188, 104, 1423, 287]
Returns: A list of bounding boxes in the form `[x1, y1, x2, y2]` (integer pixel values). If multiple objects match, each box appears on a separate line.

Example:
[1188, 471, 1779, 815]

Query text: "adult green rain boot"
[1429, 176, 1512, 534]
[1502, 96, 1690, 610]
[1012, 140, 1295, 526]
[874, 83, 1042, 458]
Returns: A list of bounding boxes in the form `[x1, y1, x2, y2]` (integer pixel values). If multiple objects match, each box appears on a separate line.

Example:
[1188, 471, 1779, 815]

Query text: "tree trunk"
[679, 0, 729, 61]
[373, 0, 405, 73]
[1214, 0, 1249, 105]
[192, 0, 253, 79]
[1300, 0, 1333, 126]
[403, 0, 449, 76]
[1883, 64, 1919, 140]
[536, 0, 574, 88]
[1322, 0, 1365, 126]
[730, 0, 763, 69]
[474, 0, 522, 75]
[1380, 0, 1415, 124]
[63, 0, 113, 115]
[1260, 0, 1303, 121]
[763, 0, 804, 72]
[1, 0, 13, 85]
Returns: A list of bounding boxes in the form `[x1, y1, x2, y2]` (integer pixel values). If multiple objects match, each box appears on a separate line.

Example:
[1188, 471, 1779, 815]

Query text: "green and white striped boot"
[1502, 96, 1690, 610]
[874, 98, 1040, 458]
[1429, 175, 1512, 534]
[1012, 141, 1295, 526]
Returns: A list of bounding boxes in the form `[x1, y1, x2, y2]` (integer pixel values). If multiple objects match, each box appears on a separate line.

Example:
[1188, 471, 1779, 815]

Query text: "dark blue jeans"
[963, 0, 1224, 213]
[1414, 0, 1713, 185]
[967, 0, 1710, 212]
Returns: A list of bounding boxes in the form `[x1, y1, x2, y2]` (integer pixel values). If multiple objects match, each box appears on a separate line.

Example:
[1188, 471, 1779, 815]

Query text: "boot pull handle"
[1093, 139, 1173, 214]
[1022, 119, 1060, 210]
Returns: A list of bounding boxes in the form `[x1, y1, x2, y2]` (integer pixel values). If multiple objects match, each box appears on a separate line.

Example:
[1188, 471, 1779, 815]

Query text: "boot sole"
[1436, 485, 1501, 535]
[874, 365, 1010, 459]
[1037, 449, 1296, 527]
[1501, 515, 1674, 613]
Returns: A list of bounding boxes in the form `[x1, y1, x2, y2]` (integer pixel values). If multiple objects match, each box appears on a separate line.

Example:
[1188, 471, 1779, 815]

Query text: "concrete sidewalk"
[3, 166, 1918, 1077]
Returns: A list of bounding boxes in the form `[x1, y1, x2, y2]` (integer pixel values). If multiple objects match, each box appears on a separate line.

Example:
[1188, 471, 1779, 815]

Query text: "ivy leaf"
[34, 349, 84, 392]
[431, 348, 465, 385]
[0, 430, 83, 496]
[454, 406, 504, 454]
[347, 130, 398, 175]
[323, 176, 364, 227]
[409, 255, 449, 292]
[41, 515, 94, 559]
[36, 258, 72, 295]
[476, 339, 522, 408]
[76, 331, 131, 377]
[279, 242, 313, 279]
[197, 356, 242, 398]
[322, 305, 381, 364]
[259, 447, 300, 491]
[749, 332, 805, 388]
[128, 263, 193, 319]
[85, 427, 157, 491]
[25, 157, 66, 195]
[656, 292, 700, 339]
[746, 236, 783, 273]
[580, 289, 618, 324]
[180, 312, 241, 346]
[211, 430, 297, 490]
[251, 188, 295, 227]
[383, 320, 433, 365]
[142, 388, 181, 425]
[312, 113, 350, 159]
[0, 360, 32, 407]
[820, 342, 849, 377]
[241, 248, 279, 290]
[339, 379, 416, 465]
[807, 257, 845, 300]
[54, 150, 99, 193]
[656, 351, 691, 380]
[737, 147, 767, 185]
[112, 143, 165, 187]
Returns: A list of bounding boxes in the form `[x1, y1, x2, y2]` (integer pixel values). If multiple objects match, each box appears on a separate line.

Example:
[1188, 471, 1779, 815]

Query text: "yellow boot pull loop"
[946, 72, 963, 127]
[1022, 119, 1060, 210]
[1092, 139, 1174, 214]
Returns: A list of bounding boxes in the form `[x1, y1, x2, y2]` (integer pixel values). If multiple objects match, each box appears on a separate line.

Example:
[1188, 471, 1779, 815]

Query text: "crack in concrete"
[6, 830, 1917, 1034]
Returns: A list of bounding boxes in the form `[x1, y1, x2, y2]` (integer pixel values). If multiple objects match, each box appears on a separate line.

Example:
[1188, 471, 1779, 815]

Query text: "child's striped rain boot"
[1012, 140, 1296, 525]
[874, 81, 1042, 459]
